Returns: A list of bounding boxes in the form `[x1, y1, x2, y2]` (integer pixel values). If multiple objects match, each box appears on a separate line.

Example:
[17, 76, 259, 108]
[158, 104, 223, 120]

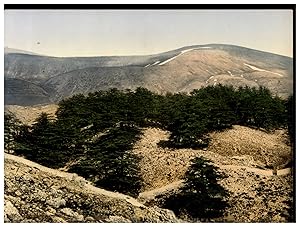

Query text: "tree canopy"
[8, 85, 292, 198]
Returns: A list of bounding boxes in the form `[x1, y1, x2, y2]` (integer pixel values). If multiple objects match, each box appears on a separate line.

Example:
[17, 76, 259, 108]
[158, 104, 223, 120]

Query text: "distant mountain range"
[4, 44, 293, 106]
[4, 47, 42, 56]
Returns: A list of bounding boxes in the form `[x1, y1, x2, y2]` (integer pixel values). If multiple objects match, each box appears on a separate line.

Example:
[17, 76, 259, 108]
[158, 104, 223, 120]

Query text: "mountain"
[4, 44, 293, 105]
[4, 47, 42, 56]
[5, 78, 52, 105]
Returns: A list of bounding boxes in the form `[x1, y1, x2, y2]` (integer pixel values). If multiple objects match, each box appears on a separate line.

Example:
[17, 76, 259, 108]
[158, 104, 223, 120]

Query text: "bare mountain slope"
[43, 66, 148, 101]
[45, 45, 293, 100]
[4, 46, 184, 82]
[5, 78, 52, 105]
[4, 47, 41, 56]
[4, 44, 293, 105]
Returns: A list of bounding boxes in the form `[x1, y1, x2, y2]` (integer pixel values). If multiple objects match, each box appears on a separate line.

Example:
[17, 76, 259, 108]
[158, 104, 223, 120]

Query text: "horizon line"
[4, 43, 293, 58]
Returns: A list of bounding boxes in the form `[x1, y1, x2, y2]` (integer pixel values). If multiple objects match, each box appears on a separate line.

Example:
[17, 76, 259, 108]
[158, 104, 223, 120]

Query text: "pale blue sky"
[4, 10, 293, 57]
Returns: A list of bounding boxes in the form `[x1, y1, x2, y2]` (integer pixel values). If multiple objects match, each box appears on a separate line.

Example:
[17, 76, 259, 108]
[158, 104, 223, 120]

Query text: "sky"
[4, 9, 293, 57]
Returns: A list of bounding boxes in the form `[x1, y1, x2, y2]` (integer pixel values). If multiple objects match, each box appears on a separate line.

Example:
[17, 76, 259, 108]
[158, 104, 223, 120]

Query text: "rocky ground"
[220, 168, 293, 222]
[208, 125, 292, 167]
[133, 127, 291, 191]
[133, 127, 294, 222]
[4, 154, 181, 223]
[138, 168, 293, 222]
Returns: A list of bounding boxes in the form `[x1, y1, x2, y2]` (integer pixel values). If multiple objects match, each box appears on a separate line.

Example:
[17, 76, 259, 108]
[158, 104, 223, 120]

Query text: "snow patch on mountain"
[244, 63, 283, 77]
[158, 47, 212, 66]
[150, 61, 160, 66]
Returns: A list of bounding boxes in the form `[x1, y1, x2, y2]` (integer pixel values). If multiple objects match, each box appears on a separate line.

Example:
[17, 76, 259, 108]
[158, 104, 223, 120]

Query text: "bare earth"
[5, 104, 58, 125]
[133, 127, 293, 222]
[4, 153, 181, 223]
[133, 126, 291, 191]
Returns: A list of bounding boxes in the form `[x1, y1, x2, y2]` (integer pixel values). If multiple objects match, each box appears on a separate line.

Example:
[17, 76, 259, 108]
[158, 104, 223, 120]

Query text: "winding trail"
[217, 165, 291, 176]
[139, 164, 291, 201]
[5, 153, 291, 206]
[139, 180, 184, 201]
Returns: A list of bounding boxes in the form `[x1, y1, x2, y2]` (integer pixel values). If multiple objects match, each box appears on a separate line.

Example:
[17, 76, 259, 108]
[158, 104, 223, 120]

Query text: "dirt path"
[5, 153, 291, 208]
[138, 164, 291, 201]
[139, 180, 184, 201]
[218, 164, 291, 176]
[4, 153, 145, 208]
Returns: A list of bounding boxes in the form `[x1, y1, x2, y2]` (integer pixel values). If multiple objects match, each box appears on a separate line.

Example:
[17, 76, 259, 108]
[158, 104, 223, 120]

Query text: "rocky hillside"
[4, 154, 181, 223]
[139, 164, 293, 222]
[5, 78, 52, 106]
[133, 127, 292, 191]
[133, 128, 293, 222]
[4, 126, 293, 223]
[4, 44, 293, 105]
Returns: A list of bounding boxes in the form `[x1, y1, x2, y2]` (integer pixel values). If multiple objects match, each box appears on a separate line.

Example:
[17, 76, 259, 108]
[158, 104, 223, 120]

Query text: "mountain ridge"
[5, 44, 292, 58]
[4, 44, 293, 106]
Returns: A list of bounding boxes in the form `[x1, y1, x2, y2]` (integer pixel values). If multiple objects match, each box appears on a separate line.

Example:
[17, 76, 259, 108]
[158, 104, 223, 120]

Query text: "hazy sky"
[4, 10, 293, 57]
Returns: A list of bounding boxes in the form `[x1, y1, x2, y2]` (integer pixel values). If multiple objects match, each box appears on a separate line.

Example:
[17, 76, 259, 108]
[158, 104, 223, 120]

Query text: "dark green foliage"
[11, 85, 291, 198]
[165, 85, 288, 148]
[164, 93, 210, 148]
[286, 95, 295, 144]
[128, 87, 159, 126]
[4, 112, 22, 153]
[55, 85, 289, 151]
[163, 157, 229, 221]
[14, 112, 84, 168]
[235, 86, 286, 130]
[94, 151, 142, 197]
[69, 125, 142, 197]
[191, 85, 237, 131]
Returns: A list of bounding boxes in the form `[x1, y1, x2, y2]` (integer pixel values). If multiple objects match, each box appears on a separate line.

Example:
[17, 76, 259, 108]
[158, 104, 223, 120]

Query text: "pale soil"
[133, 127, 293, 222]
[218, 165, 291, 176]
[5, 104, 58, 125]
[208, 125, 291, 167]
[138, 165, 291, 203]
[139, 180, 184, 202]
[133, 128, 201, 191]
[133, 126, 292, 191]
[4, 153, 144, 208]
[4, 153, 181, 223]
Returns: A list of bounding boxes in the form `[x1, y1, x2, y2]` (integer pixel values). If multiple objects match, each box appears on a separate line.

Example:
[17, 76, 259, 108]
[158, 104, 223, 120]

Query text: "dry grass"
[5, 104, 58, 125]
